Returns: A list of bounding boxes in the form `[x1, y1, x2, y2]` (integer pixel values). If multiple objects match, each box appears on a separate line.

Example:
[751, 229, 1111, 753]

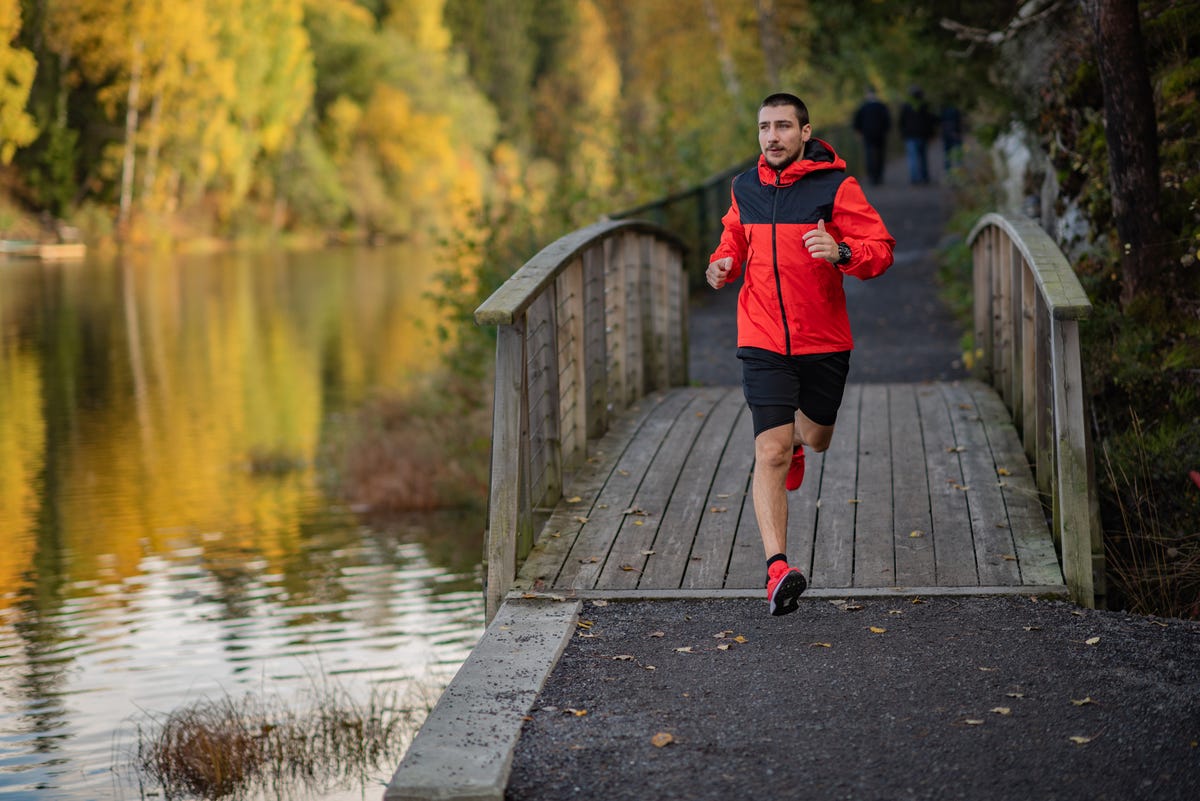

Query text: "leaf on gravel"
[979, 667, 998, 672]
[612, 654, 636, 661]
[649, 631, 665, 638]
[674, 646, 694, 654]
[713, 630, 734, 638]
[577, 632, 599, 638]
[869, 626, 887, 634]
[733, 635, 748, 643]
[717, 643, 732, 651]
[565, 708, 588, 717]
[1071, 697, 1097, 706]
[964, 719, 984, 726]
[1085, 636, 1101, 645]
[577, 620, 594, 629]
[1007, 693, 1026, 699]
[592, 600, 609, 607]
[911, 597, 927, 605]
[991, 707, 1012, 716]
[651, 732, 675, 747]
[888, 609, 904, 615]
[566, 496, 583, 503]
[1023, 626, 1041, 631]
[1069, 735, 1095, 745]
[643, 665, 656, 670]
[810, 642, 832, 648]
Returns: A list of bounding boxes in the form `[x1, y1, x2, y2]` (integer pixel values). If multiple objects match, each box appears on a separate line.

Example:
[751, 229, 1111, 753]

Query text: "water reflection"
[0, 248, 485, 800]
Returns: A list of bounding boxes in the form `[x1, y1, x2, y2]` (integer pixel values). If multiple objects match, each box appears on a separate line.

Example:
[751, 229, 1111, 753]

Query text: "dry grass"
[1102, 416, 1200, 619]
[130, 678, 438, 800]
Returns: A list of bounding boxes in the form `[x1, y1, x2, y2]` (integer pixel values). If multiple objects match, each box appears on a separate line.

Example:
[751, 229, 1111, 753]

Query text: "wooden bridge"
[385, 184, 1101, 800]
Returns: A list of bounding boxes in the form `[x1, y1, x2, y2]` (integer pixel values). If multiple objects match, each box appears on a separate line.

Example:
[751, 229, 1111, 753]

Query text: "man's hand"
[707, 256, 733, 289]
[803, 218, 839, 263]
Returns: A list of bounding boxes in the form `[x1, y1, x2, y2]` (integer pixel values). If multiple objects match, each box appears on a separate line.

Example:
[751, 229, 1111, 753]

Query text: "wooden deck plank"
[889, 384, 937, 586]
[515, 381, 1062, 600]
[513, 391, 664, 591]
[598, 388, 724, 588]
[684, 405, 755, 589]
[640, 387, 744, 589]
[811, 384, 862, 588]
[555, 390, 694, 589]
[916, 384, 979, 586]
[966, 382, 1064, 586]
[943, 382, 1023, 586]
[854, 385, 895, 586]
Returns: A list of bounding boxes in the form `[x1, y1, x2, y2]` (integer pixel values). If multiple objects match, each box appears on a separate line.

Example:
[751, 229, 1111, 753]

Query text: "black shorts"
[738, 347, 851, 436]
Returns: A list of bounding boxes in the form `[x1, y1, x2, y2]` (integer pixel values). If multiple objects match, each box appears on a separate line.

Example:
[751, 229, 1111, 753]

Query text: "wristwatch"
[836, 242, 852, 265]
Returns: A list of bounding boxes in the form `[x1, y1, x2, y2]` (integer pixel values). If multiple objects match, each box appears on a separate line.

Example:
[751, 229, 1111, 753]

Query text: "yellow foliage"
[0, 0, 36, 163]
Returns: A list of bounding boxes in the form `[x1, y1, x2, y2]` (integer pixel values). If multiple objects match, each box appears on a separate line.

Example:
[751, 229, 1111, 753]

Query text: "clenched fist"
[707, 257, 733, 289]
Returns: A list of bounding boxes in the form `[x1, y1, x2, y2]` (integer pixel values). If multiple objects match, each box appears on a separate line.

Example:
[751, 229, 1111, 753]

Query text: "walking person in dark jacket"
[852, 87, 891, 186]
[706, 93, 895, 616]
[899, 85, 937, 184]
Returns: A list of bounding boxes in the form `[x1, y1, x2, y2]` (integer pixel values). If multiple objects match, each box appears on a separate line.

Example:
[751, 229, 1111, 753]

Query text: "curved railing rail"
[474, 219, 689, 620]
[967, 212, 1102, 607]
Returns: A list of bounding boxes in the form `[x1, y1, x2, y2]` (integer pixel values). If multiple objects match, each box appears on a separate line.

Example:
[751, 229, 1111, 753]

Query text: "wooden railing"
[968, 212, 1102, 607]
[474, 219, 689, 621]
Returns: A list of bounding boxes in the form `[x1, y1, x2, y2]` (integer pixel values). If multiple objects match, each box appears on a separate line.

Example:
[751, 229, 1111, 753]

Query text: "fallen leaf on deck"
[651, 732, 674, 747]
[909, 530, 924, 538]
[641, 550, 656, 556]
[997, 467, 1012, 476]
[848, 498, 861, 504]
[634, 520, 644, 526]
[1071, 697, 1096, 706]
[1085, 636, 1101, 645]
[716, 493, 732, 499]
[946, 446, 966, 453]
[710, 506, 728, 513]
[958, 404, 974, 410]
[869, 626, 887, 634]
[991, 707, 1012, 716]
[620, 564, 641, 572]
[580, 556, 599, 564]
[573, 516, 589, 523]
[1069, 735, 1095, 745]
[954, 484, 970, 491]
[623, 506, 648, 516]
[1002, 554, 1017, 561]
[566, 496, 583, 503]
[618, 470, 630, 476]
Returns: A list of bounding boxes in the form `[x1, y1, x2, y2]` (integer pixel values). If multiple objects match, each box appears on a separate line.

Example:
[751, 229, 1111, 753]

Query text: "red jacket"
[710, 140, 895, 355]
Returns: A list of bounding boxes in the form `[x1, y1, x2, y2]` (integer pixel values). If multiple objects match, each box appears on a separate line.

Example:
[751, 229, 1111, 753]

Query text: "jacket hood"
[757, 138, 845, 185]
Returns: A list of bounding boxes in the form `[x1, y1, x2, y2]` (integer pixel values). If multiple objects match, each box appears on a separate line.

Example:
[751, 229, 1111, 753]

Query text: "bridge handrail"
[967, 212, 1102, 607]
[474, 218, 690, 620]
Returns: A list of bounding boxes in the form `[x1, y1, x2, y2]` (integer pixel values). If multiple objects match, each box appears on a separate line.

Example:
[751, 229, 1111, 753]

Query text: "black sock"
[767, 553, 788, 570]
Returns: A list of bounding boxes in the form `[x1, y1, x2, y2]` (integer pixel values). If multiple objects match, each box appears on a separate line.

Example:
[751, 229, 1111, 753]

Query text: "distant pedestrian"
[940, 103, 964, 171]
[852, 87, 891, 186]
[706, 93, 895, 616]
[899, 85, 937, 184]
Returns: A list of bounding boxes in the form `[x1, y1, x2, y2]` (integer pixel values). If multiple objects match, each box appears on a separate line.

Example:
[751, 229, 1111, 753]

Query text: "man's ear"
[801, 123, 813, 142]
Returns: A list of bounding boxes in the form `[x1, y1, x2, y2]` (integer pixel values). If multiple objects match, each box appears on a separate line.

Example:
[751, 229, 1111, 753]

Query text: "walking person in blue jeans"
[899, 85, 937, 184]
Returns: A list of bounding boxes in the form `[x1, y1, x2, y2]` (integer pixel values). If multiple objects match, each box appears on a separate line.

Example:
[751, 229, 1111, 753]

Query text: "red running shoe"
[785, 446, 806, 491]
[766, 561, 807, 616]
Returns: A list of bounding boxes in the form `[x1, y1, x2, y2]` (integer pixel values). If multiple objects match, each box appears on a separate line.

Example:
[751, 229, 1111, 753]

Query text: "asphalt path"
[504, 159, 1200, 801]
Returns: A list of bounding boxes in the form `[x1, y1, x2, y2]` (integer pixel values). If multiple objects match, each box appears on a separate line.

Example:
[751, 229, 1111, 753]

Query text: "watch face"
[837, 243, 851, 264]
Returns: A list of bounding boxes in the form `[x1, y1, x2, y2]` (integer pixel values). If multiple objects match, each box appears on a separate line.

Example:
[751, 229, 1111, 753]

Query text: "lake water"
[0, 246, 486, 800]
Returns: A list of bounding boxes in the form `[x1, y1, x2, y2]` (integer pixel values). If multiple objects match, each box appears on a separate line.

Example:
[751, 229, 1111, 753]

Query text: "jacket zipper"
[770, 172, 791, 355]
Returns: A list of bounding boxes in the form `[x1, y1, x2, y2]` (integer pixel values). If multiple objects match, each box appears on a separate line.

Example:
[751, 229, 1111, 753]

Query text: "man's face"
[758, 104, 811, 169]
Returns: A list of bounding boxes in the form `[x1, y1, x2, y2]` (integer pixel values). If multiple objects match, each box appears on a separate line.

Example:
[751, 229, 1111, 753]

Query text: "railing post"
[1051, 317, 1095, 607]
[485, 320, 531, 622]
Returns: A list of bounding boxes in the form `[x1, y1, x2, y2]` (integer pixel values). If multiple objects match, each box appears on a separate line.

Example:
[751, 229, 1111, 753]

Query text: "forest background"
[0, 0, 1196, 617]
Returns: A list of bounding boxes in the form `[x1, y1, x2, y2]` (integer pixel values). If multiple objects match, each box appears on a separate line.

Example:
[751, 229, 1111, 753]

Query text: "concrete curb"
[384, 598, 581, 801]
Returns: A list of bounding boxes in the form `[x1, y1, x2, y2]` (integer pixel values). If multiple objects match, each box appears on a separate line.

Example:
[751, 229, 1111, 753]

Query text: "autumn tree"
[0, 0, 36, 164]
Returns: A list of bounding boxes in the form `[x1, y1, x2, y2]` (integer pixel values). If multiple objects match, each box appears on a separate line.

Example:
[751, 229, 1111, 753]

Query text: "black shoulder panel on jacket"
[734, 168, 847, 226]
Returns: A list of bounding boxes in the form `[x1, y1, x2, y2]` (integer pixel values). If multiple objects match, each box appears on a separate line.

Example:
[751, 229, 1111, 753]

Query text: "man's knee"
[755, 432, 793, 469]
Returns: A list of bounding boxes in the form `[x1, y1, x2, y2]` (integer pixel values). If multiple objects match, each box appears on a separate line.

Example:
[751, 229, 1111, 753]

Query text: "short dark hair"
[760, 93, 809, 126]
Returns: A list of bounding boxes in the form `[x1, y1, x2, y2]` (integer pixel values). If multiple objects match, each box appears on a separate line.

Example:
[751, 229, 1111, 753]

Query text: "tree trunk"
[756, 0, 784, 89]
[1082, 0, 1166, 307]
[702, 0, 742, 103]
[118, 39, 144, 232]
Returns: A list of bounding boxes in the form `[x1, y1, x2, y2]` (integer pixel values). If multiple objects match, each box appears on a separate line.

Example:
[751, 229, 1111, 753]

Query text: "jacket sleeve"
[708, 187, 748, 282]
[832, 177, 895, 280]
